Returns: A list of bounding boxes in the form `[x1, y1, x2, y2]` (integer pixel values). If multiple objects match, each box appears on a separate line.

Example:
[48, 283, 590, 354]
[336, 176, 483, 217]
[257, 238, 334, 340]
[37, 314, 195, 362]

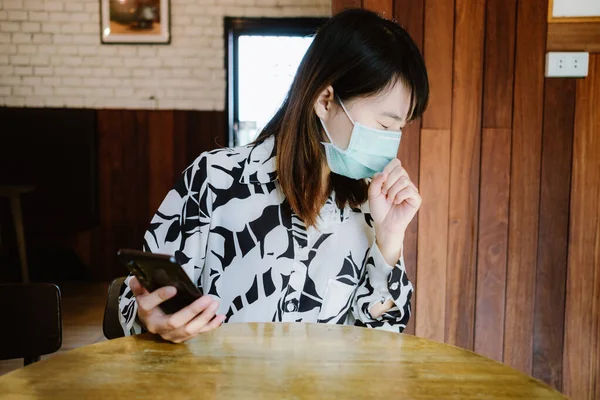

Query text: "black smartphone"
[117, 249, 203, 315]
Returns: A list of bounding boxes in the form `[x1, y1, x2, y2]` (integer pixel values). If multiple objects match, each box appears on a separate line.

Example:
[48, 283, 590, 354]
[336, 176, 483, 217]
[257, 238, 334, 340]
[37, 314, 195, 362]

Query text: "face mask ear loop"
[337, 96, 355, 125]
[319, 118, 335, 144]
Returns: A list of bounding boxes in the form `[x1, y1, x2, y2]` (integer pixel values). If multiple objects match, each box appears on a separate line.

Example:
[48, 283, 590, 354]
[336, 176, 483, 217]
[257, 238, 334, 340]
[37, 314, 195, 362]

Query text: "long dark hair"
[255, 8, 429, 227]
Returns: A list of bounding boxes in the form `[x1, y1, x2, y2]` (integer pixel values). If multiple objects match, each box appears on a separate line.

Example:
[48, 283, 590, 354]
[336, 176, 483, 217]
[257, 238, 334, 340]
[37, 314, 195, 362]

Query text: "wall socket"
[546, 52, 589, 78]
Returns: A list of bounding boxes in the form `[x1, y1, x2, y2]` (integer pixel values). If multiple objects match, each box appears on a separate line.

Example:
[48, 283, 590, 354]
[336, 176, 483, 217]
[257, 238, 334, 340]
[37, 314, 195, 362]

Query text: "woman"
[119, 8, 429, 342]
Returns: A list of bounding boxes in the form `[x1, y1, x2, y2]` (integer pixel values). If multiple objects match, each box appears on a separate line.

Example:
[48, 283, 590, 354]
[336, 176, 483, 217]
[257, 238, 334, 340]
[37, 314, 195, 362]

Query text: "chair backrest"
[0, 283, 62, 365]
[103, 277, 126, 340]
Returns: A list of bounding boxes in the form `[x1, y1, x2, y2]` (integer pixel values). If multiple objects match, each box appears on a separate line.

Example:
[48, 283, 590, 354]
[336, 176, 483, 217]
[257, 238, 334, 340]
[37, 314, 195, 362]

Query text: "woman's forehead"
[352, 83, 411, 116]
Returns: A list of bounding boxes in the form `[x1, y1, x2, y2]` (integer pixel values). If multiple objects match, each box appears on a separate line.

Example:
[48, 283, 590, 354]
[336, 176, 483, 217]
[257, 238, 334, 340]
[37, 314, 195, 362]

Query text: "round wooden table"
[0, 323, 564, 399]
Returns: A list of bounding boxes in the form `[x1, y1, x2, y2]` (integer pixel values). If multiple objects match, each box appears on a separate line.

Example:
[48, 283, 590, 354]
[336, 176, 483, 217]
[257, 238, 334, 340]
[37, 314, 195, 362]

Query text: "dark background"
[0, 108, 225, 282]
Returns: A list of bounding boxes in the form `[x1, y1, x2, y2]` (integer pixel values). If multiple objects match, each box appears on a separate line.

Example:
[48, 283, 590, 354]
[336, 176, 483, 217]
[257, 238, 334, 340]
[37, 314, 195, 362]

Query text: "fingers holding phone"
[161, 297, 226, 343]
[130, 276, 226, 343]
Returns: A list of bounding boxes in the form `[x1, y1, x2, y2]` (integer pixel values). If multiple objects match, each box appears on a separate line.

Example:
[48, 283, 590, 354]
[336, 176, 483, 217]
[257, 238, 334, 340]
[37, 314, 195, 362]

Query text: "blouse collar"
[239, 136, 278, 185]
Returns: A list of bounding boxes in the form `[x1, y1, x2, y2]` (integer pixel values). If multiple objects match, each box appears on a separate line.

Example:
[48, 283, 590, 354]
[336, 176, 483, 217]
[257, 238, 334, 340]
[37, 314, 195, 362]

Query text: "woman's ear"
[313, 85, 335, 121]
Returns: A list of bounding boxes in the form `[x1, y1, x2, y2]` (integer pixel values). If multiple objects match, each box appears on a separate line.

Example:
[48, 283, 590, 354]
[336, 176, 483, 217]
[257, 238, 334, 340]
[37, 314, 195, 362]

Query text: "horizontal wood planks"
[547, 22, 600, 52]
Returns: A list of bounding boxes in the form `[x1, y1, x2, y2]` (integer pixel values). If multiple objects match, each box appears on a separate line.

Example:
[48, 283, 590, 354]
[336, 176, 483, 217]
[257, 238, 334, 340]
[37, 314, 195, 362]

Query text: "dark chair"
[0, 283, 62, 366]
[103, 277, 126, 340]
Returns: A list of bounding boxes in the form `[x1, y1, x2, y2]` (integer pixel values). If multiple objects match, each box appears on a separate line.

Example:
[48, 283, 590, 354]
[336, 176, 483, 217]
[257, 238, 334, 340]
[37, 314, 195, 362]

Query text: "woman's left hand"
[369, 158, 422, 265]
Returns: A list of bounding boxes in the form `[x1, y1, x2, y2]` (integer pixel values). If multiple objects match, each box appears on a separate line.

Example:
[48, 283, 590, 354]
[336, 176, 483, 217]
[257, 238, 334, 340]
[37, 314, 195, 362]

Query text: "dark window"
[225, 17, 328, 146]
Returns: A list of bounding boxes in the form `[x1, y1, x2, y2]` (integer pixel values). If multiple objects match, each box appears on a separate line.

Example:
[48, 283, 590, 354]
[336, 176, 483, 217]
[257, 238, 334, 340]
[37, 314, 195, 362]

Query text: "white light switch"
[546, 52, 589, 78]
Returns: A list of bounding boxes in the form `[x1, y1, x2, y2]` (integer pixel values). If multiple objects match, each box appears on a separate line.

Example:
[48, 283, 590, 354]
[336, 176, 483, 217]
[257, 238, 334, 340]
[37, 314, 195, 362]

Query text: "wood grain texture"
[0, 323, 566, 399]
[547, 22, 600, 52]
[482, 0, 517, 129]
[148, 111, 174, 215]
[88, 110, 226, 280]
[416, 129, 450, 342]
[331, 0, 361, 15]
[533, 79, 575, 392]
[474, 128, 511, 362]
[97, 110, 128, 280]
[422, 0, 454, 130]
[563, 55, 600, 400]
[393, 0, 424, 336]
[134, 111, 151, 230]
[362, 0, 393, 19]
[504, 0, 547, 375]
[445, 0, 485, 350]
[173, 111, 190, 182]
[393, 0, 424, 45]
[474, 0, 516, 363]
[187, 110, 227, 157]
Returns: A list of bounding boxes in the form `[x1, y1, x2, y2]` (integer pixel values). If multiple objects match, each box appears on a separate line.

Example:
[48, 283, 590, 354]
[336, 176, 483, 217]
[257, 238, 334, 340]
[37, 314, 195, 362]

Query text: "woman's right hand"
[129, 276, 226, 343]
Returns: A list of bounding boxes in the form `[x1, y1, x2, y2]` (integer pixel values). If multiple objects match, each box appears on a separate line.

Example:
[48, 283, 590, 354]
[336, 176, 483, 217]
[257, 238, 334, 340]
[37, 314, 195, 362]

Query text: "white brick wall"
[0, 0, 331, 110]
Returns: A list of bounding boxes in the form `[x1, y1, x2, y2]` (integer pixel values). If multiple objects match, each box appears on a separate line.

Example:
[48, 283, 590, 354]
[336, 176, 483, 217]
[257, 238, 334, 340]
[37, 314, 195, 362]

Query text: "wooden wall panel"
[417, 0, 454, 337]
[148, 111, 175, 216]
[82, 110, 226, 280]
[533, 78, 575, 391]
[421, 0, 454, 130]
[363, 0, 393, 19]
[97, 110, 133, 280]
[547, 22, 600, 52]
[475, 128, 511, 362]
[393, 0, 424, 336]
[445, 0, 485, 350]
[134, 112, 151, 226]
[416, 129, 449, 342]
[173, 111, 190, 183]
[474, 0, 517, 362]
[393, 0, 423, 44]
[504, 0, 547, 375]
[329, 0, 600, 393]
[332, 0, 361, 15]
[563, 55, 600, 400]
[474, 0, 516, 364]
[189, 110, 227, 156]
[120, 111, 147, 252]
[482, 0, 517, 129]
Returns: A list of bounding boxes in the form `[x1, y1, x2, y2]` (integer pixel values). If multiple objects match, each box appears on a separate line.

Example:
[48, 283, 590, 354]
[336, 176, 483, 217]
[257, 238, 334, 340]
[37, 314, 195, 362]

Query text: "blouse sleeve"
[118, 153, 213, 336]
[351, 240, 413, 333]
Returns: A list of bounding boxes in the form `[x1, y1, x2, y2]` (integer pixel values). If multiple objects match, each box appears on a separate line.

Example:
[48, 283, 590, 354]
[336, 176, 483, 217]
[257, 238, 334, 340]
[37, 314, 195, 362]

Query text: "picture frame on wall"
[100, 0, 171, 44]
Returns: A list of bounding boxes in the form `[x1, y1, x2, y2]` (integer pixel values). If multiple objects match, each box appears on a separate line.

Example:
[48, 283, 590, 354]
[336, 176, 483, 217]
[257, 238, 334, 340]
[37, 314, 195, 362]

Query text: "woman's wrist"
[375, 232, 404, 266]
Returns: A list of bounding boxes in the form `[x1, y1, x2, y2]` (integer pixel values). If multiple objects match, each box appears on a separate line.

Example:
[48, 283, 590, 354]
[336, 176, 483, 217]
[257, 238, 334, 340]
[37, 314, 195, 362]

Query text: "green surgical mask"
[319, 98, 402, 179]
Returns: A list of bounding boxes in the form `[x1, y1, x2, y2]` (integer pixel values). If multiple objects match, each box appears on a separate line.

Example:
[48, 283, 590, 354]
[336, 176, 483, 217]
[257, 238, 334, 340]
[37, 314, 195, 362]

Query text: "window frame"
[224, 17, 329, 147]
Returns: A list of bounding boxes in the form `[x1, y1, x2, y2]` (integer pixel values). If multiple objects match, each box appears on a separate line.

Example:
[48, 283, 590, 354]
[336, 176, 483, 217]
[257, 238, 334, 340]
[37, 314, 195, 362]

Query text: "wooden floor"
[0, 282, 109, 376]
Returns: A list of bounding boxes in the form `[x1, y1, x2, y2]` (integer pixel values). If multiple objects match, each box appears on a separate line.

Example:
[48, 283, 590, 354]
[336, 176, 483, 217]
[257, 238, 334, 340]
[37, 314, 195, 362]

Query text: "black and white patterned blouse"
[118, 137, 413, 334]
